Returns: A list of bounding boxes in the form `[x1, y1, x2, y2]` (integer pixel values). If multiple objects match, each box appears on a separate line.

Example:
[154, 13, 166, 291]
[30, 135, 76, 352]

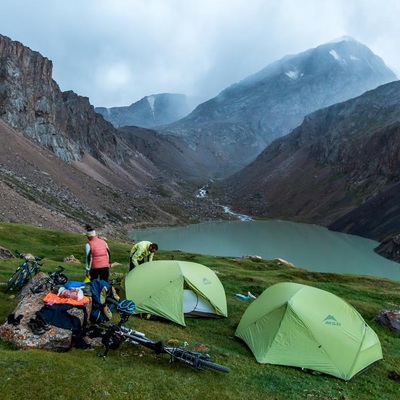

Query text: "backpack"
[89, 280, 112, 323]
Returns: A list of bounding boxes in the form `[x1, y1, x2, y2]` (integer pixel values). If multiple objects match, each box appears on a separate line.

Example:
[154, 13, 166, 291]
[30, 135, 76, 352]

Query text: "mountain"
[0, 34, 232, 236]
[213, 80, 400, 241]
[156, 36, 397, 178]
[95, 93, 200, 129]
[115, 126, 213, 180]
[1, 32, 400, 243]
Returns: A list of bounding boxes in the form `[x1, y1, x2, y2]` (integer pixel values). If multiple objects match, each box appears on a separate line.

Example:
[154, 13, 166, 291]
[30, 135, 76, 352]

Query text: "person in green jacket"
[129, 241, 158, 271]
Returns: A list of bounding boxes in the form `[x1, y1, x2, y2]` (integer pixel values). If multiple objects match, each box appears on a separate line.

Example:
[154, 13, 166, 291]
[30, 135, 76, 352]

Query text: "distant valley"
[0, 33, 399, 246]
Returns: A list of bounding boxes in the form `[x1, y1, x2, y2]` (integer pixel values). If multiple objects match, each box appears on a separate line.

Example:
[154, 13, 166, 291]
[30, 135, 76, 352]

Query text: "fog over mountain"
[153, 37, 396, 179]
[95, 93, 201, 129]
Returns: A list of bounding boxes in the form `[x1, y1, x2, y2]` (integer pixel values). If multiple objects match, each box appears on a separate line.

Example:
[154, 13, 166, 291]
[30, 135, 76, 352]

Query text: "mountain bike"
[30, 265, 68, 294]
[5, 250, 43, 293]
[97, 300, 230, 374]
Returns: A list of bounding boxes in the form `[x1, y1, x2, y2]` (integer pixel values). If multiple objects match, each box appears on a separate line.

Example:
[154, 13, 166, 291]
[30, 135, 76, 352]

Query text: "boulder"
[374, 235, 400, 263]
[0, 273, 98, 350]
[63, 255, 81, 264]
[373, 309, 400, 334]
[0, 246, 15, 259]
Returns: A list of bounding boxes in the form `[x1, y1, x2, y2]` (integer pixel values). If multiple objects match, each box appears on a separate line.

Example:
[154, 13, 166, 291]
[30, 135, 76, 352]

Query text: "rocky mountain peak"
[215, 79, 400, 241]
[0, 34, 128, 165]
[95, 93, 199, 129]
[156, 37, 397, 178]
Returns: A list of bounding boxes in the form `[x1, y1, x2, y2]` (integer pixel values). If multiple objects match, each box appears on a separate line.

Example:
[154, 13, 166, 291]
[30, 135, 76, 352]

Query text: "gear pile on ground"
[0, 273, 97, 350]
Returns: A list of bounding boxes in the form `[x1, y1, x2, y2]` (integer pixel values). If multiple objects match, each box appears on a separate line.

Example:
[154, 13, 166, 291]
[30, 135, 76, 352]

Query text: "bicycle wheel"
[170, 349, 230, 373]
[5, 269, 25, 293]
[5, 269, 23, 293]
[197, 358, 230, 374]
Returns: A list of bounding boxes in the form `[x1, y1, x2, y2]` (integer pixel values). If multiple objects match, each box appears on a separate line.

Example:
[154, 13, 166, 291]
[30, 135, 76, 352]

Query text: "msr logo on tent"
[203, 278, 212, 285]
[323, 315, 341, 327]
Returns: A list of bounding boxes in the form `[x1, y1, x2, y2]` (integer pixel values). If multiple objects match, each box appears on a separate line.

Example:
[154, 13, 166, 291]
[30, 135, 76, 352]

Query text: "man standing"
[85, 225, 111, 282]
[129, 241, 158, 271]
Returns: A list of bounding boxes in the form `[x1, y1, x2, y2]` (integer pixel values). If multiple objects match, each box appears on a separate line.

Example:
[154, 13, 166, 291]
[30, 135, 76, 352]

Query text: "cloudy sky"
[1, 0, 399, 108]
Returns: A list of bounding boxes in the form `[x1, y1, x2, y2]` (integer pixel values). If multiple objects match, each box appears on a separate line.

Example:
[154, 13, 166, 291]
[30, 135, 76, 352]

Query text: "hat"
[86, 229, 96, 237]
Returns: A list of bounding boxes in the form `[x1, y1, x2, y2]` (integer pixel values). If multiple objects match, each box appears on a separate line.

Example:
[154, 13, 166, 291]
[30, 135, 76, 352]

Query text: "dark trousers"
[90, 267, 110, 282]
[129, 258, 145, 272]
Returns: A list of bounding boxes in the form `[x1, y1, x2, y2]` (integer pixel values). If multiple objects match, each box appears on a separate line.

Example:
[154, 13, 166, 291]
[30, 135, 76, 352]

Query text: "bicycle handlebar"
[15, 250, 43, 262]
[55, 265, 65, 273]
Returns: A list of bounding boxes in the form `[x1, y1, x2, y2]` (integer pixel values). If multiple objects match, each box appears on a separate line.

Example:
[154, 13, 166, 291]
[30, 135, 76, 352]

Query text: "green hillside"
[0, 222, 399, 400]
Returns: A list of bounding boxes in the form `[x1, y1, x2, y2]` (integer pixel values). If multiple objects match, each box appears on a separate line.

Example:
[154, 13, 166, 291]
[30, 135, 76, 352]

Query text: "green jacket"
[130, 241, 154, 268]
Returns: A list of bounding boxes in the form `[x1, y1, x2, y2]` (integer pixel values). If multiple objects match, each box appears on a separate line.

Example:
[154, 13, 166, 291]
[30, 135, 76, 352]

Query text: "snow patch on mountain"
[285, 70, 301, 79]
[329, 50, 347, 66]
[147, 95, 156, 119]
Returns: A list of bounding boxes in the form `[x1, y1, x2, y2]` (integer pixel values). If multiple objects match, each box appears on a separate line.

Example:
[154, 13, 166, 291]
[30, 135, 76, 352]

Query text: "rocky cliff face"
[214, 80, 400, 240]
[0, 34, 126, 164]
[0, 34, 233, 236]
[157, 37, 397, 178]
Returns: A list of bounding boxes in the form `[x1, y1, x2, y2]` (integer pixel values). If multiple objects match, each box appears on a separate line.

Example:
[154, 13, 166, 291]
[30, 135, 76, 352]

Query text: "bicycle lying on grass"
[97, 300, 230, 374]
[30, 265, 68, 294]
[5, 250, 43, 293]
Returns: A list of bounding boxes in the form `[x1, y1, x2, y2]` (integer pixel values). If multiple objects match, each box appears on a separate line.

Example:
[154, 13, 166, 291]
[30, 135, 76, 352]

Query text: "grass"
[0, 222, 400, 399]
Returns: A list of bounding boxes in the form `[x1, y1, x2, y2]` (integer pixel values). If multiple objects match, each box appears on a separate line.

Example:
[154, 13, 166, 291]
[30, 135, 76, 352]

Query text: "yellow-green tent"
[124, 260, 228, 326]
[235, 282, 382, 380]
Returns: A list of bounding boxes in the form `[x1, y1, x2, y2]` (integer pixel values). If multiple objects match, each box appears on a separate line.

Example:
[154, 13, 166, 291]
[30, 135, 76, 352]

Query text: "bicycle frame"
[5, 251, 43, 292]
[30, 265, 67, 294]
[97, 311, 230, 373]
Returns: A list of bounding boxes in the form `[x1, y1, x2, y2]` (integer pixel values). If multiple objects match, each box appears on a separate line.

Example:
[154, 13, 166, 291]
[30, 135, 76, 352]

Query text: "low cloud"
[1, 0, 399, 107]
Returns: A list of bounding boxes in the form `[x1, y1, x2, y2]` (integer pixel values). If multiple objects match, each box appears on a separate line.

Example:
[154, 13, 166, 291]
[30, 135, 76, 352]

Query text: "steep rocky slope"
[0, 118, 233, 237]
[158, 37, 397, 178]
[0, 34, 233, 236]
[214, 80, 400, 240]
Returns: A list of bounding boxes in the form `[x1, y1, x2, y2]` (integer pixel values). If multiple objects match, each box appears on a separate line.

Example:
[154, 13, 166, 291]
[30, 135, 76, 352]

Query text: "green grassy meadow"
[0, 222, 400, 400]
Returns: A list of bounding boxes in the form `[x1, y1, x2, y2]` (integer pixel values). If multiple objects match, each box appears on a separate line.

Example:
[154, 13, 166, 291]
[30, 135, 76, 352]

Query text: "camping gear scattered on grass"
[235, 282, 382, 381]
[124, 260, 228, 326]
[235, 292, 257, 300]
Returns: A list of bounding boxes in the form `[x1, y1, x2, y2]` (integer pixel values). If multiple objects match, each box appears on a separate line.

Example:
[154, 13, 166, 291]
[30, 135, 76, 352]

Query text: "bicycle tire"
[20, 270, 30, 289]
[196, 358, 230, 374]
[5, 269, 23, 292]
[170, 349, 230, 373]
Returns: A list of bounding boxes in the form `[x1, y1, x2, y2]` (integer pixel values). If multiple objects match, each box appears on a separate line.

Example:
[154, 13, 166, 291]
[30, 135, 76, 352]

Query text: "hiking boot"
[7, 313, 15, 324]
[27, 319, 46, 335]
[35, 314, 51, 331]
[13, 314, 24, 326]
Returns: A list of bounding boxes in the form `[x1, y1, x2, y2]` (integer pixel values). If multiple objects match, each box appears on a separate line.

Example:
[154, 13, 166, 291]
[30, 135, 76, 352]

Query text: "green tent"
[235, 282, 382, 380]
[124, 260, 228, 326]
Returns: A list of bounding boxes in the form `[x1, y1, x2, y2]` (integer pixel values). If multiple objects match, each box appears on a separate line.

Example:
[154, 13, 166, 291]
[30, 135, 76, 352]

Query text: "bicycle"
[5, 250, 43, 293]
[97, 300, 230, 374]
[30, 265, 68, 294]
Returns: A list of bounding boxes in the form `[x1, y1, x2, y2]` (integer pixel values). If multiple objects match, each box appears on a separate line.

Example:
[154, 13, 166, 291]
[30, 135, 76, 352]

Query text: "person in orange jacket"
[85, 225, 111, 282]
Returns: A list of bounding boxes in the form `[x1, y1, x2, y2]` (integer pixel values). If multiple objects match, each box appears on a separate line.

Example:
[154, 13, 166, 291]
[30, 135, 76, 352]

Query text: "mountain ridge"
[155, 37, 397, 178]
[214, 80, 400, 241]
[1, 32, 400, 245]
[95, 93, 201, 129]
